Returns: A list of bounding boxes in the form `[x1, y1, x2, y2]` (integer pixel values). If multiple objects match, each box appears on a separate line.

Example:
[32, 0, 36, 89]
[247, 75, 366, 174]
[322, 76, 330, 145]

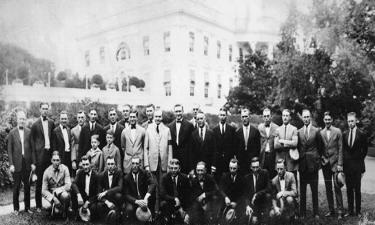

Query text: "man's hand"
[9, 165, 15, 173]
[77, 194, 83, 205]
[276, 191, 284, 199]
[225, 197, 231, 206]
[175, 197, 181, 207]
[105, 200, 115, 209]
[145, 166, 150, 172]
[278, 139, 285, 144]
[72, 161, 77, 170]
[31, 164, 36, 172]
[98, 191, 107, 200]
[251, 194, 257, 205]
[83, 200, 90, 209]
[337, 165, 343, 172]
[53, 196, 61, 207]
[197, 193, 206, 202]
[188, 170, 195, 178]
[274, 206, 281, 216]
[246, 206, 253, 216]
[211, 166, 216, 174]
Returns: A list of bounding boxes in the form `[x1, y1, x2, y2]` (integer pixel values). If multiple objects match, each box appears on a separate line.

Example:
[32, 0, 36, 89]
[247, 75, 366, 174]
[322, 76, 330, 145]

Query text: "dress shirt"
[326, 127, 331, 140]
[304, 124, 311, 139]
[253, 174, 257, 190]
[220, 123, 225, 135]
[133, 172, 140, 197]
[60, 124, 70, 152]
[85, 170, 92, 195]
[176, 121, 181, 145]
[41, 117, 50, 149]
[265, 125, 270, 152]
[110, 123, 117, 133]
[349, 127, 357, 147]
[89, 121, 96, 131]
[108, 172, 113, 188]
[130, 128, 136, 142]
[243, 125, 250, 150]
[199, 126, 206, 141]
[280, 178, 285, 192]
[18, 127, 25, 155]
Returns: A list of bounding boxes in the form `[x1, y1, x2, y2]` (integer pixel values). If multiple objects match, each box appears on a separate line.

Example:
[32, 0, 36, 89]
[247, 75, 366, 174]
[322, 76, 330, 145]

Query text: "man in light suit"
[298, 109, 323, 219]
[142, 104, 155, 129]
[71, 110, 85, 175]
[274, 109, 298, 181]
[258, 108, 278, 178]
[343, 112, 367, 217]
[104, 108, 124, 164]
[212, 108, 237, 177]
[168, 104, 195, 174]
[235, 108, 261, 175]
[121, 110, 146, 174]
[8, 110, 36, 214]
[30, 102, 55, 211]
[52, 111, 72, 173]
[320, 111, 344, 219]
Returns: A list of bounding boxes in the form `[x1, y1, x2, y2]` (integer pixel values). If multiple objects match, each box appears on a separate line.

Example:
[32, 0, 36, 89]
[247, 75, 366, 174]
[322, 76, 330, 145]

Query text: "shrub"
[56, 71, 67, 81]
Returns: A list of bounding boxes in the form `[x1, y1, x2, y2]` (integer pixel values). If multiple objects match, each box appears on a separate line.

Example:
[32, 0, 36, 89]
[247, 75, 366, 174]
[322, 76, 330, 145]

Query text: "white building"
[76, 0, 291, 111]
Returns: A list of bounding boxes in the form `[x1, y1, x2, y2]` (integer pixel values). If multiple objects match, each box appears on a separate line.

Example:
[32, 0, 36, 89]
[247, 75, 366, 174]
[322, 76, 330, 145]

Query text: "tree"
[91, 74, 104, 85]
[121, 76, 146, 91]
[56, 71, 68, 81]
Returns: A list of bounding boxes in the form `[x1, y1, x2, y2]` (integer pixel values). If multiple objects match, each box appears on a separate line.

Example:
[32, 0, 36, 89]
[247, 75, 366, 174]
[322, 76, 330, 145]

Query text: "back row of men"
[8, 102, 367, 221]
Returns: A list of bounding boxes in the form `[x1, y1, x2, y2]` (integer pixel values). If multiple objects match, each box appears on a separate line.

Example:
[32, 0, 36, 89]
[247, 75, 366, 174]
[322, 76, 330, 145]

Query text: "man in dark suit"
[298, 109, 323, 219]
[78, 108, 105, 160]
[212, 108, 237, 177]
[104, 108, 124, 163]
[141, 104, 155, 129]
[191, 111, 217, 174]
[236, 108, 261, 175]
[243, 157, 271, 225]
[30, 102, 55, 211]
[52, 111, 72, 173]
[219, 158, 246, 223]
[168, 104, 195, 174]
[343, 112, 367, 217]
[71, 155, 100, 221]
[160, 159, 191, 223]
[190, 161, 221, 225]
[124, 157, 157, 221]
[258, 108, 278, 178]
[119, 104, 131, 129]
[320, 111, 344, 219]
[8, 110, 35, 214]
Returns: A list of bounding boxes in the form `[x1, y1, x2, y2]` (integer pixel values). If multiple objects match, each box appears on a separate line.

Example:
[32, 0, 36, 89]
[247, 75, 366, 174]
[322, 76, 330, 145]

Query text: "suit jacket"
[7, 127, 35, 172]
[160, 172, 191, 209]
[144, 123, 173, 172]
[191, 174, 219, 201]
[274, 123, 298, 171]
[98, 169, 123, 196]
[219, 172, 246, 203]
[102, 144, 122, 171]
[103, 122, 124, 157]
[121, 124, 146, 173]
[243, 169, 270, 206]
[258, 122, 278, 169]
[78, 122, 105, 160]
[212, 123, 237, 174]
[342, 128, 367, 173]
[235, 125, 261, 173]
[297, 125, 323, 173]
[71, 169, 99, 202]
[168, 119, 195, 173]
[42, 164, 71, 202]
[271, 171, 297, 198]
[141, 120, 154, 129]
[320, 126, 343, 172]
[191, 127, 217, 170]
[52, 125, 72, 163]
[124, 169, 156, 203]
[30, 118, 55, 165]
[70, 124, 82, 163]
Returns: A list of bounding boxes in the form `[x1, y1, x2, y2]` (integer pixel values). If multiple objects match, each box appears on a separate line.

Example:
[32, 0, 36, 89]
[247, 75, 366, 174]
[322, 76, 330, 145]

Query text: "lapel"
[321, 128, 328, 145]
[104, 171, 110, 189]
[352, 129, 360, 148]
[133, 126, 141, 146]
[57, 126, 63, 140]
[38, 118, 45, 136]
[178, 121, 185, 144]
[53, 166, 63, 184]
[15, 128, 22, 146]
[276, 177, 282, 191]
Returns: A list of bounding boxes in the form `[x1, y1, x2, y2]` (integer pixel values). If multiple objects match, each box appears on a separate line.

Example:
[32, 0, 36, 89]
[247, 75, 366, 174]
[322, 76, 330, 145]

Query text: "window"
[203, 36, 209, 55]
[164, 32, 171, 52]
[217, 84, 222, 99]
[239, 47, 243, 61]
[189, 69, 195, 96]
[204, 72, 209, 98]
[229, 45, 233, 62]
[217, 41, 221, 58]
[143, 36, 150, 55]
[116, 42, 131, 61]
[189, 32, 195, 52]
[99, 47, 105, 64]
[164, 70, 171, 96]
[85, 50, 90, 67]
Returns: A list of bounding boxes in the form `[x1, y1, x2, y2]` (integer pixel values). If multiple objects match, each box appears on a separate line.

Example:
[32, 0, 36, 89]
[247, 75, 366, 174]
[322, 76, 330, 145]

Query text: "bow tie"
[18, 126, 24, 130]
[85, 171, 91, 176]
[148, 120, 153, 124]
[243, 124, 249, 127]
[265, 124, 270, 128]
[279, 175, 285, 180]
[131, 125, 136, 129]
[176, 120, 182, 123]
[111, 122, 116, 125]
[108, 172, 114, 176]
[62, 125, 67, 129]
[54, 168, 60, 173]
[42, 117, 48, 121]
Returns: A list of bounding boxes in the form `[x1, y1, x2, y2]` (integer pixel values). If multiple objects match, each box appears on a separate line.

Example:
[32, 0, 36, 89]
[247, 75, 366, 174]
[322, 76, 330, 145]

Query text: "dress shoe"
[24, 209, 33, 214]
[324, 212, 334, 217]
[36, 207, 42, 213]
[13, 210, 19, 215]
[344, 212, 354, 217]
[356, 212, 362, 217]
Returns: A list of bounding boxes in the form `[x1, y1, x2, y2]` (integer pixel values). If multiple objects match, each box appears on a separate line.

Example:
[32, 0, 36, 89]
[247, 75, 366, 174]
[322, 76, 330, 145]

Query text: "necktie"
[135, 173, 140, 197]
[231, 175, 235, 183]
[173, 176, 178, 197]
[156, 124, 159, 134]
[200, 128, 204, 140]
[304, 125, 308, 139]
[284, 125, 287, 139]
[349, 128, 353, 147]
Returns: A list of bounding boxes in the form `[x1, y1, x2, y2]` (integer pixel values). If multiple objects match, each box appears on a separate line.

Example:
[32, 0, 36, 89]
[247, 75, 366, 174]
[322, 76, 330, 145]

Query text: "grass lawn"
[0, 185, 374, 225]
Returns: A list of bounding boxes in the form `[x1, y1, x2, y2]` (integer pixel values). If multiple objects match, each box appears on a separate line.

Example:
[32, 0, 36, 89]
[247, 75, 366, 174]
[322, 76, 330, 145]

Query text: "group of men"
[7, 102, 367, 224]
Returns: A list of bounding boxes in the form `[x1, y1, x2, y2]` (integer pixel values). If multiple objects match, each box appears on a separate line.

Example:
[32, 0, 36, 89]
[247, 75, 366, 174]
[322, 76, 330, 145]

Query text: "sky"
[0, 0, 311, 72]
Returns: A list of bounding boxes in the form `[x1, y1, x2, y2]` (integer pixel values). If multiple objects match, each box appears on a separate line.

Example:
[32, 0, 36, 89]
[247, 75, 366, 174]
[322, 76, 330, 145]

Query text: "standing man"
[119, 104, 131, 128]
[212, 108, 237, 177]
[71, 110, 86, 175]
[297, 109, 323, 219]
[168, 104, 195, 174]
[142, 104, 155, 129]
[8, 110, 35, 214]
[189, 103, 200, 129]
[78, 108, 105, 160]
[274, 109, 298, 181]
[191, 111, 217, 174]
[52, 111, 72, 173]
[31, 102, 55, 212]
[236, 108, 261, 175]
[258, 108, 278, 178]
[104, 108, 124, 163]
[121, 110, 146, 174]
[320, 111, 344, 219]
[343, 112, 367, 217]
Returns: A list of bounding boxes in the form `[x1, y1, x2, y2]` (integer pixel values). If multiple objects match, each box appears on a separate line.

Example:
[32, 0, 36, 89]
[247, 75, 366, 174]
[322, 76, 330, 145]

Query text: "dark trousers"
[263, 152, 276, 179]
[13, 158, 30, 211]
[36, 149, 51, 208]
[63, 151, 72, 175]
[151, 157, 165, 213]
[322, 164, 343, 214]
[300, 171, 319, 216]
[345, 169, 362, 214]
